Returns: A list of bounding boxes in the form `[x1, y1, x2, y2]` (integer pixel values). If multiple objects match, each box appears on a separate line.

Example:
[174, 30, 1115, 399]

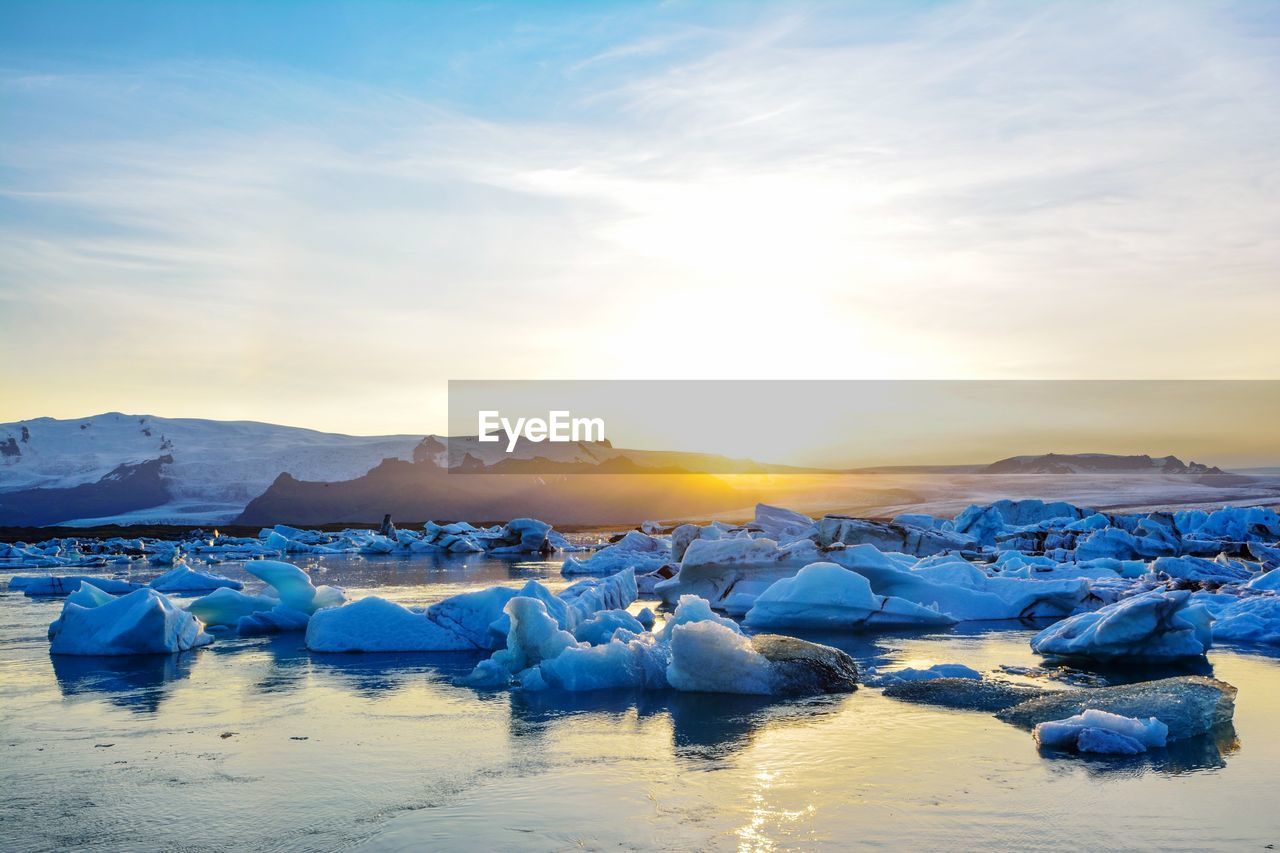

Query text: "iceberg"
[1204, 596, 1280, 645]
[866, 663, 981, 687]
[305, 596, 477, 652]
[484, 518, 553, 555]
[12, 575, 143, 597]
[654, 537, 821, 610]
[236, 606, 312, 636]
[66, 580, 116, 609]
[815, 516, 978, 556]
[1151, 556, 1254, 585]
[825, 545, 1089, 622]
[1073, 528, 1178, 562]
[1034, 709, 1168, 754]
[533, 631, 671, 692]
[501, 597, 575, 668]
[998, 675, 1236, 740]
[48, 588, 213, 656]
[1246, 568, 1280, 591]
[1031, 590, 1213, 661]
[658, 594, 742, 641]
[186, 587, 278, 627]
[562, 531, 670, 576]
[559, 569, 639, 625]
[244, 560, 346, 615]
[743, 562, 955, 630]
[572, 610, 645, 646]
[149, 564, 242, 593]
[425, 586, 520, 650]
[751, 503, 816, 544]
[666, 621, 859, 696]
[952, 500, 1091, 545]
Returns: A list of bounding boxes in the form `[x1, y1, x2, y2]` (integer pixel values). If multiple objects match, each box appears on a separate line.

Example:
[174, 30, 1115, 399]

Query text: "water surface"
[3, 554, 1278, 851]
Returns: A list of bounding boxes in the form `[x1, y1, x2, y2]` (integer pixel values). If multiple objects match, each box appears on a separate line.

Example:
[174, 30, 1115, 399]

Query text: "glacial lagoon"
[4, 552, 1280, 851]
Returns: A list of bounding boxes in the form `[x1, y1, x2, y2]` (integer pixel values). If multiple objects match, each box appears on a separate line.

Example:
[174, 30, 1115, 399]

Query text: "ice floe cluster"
[1, 517, 582, 572]
[6, 499, 1278, 754]
[562, 500, 1280, 654]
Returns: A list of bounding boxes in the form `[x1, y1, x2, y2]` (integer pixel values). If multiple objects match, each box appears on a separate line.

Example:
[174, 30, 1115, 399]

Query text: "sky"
[2, 0, 1279, 437]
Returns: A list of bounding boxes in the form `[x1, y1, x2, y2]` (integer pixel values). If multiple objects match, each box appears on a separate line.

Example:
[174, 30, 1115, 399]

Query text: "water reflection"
[308, 647, 483, 696]
[1039, 724, 1240, 775]
[1037, 656, 1217, 684]
[51, 651, 196, 714]
[507, 687, 852, 760]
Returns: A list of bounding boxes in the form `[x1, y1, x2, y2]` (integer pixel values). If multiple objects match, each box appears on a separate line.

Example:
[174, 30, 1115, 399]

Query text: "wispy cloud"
[1, 1, 1278, 432]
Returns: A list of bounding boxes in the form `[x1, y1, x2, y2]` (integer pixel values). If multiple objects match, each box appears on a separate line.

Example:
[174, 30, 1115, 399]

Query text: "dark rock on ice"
[749, 633, 860, 696]
[997, 675, 1236, 741]
[881, 678, 1048, 711]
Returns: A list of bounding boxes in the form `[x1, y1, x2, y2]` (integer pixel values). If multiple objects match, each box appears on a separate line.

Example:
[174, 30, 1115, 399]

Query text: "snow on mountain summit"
[0, 413, 424, 523]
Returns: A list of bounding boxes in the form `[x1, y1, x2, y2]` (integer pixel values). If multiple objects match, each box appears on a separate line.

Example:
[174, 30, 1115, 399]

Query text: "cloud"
[1, 1, 1278, 432]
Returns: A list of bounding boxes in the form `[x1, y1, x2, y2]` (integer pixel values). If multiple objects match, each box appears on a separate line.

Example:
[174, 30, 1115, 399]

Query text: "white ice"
[48, 587, 213, 655]
[743, 562, 955, 630]
[305, 596, 478, 652]
[1031, 590, 1213, 661]
[149, 563, 242, 593]
[1034, 709, 1169, 753]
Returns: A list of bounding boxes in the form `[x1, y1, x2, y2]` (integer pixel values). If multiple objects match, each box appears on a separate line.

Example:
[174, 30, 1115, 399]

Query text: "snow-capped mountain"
[0, 413, 425, 525]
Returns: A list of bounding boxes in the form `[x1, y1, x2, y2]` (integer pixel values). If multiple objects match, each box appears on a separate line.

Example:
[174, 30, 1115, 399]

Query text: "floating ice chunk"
[658, 594, 742, 641]
[1074, 528, 1177, 561]
[666, 621, 777, 695]
[826, 544, 1088, 622]
[1031, 590, 1213, 661]
[559, 569, 639, 624]
[1247, 542, 1280, 571]
[488, 580, 571, 636]
[998, 675, 1236, 740]
[666, 622, 859, 696]
[490, 597, 579, 675]
[305, 596, 477, 652]
[1034, 709, 1168, 753]
[752, 503, 816, 544]
[743, 562, 955, 630]
[573, 610, 645, 646]
[1152, 556, 1254, 585]
[656, 537, 821, 609]
[1246, 569, 1280, 591]
[63, 581, 116, 609]
[48, 588, 212, 656]
[815, 516, 978, 556]
[953, 500, 1091, 545]
[484, 518, 553, 554]
[1195, 506, 1280, 541]
[1074, 728, 1147, 754]
[187, 587, 277, 627]
[534, 632, 672, 692]
[149, 564, 242, 593]
[425, 586, 519, 650]
[245, 560, 317, 610]
[236, 605, 312, 636]
[891, 513, 953, 532]
[456, 659, 514, 689]
[1205, 596, 1280, 645]
[562, 531, 669, 576]
[867, 663, 981, 687]
[244, 560, 345, 614]
[13, 575, 143, 597]
[636, 607, 656, 630]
